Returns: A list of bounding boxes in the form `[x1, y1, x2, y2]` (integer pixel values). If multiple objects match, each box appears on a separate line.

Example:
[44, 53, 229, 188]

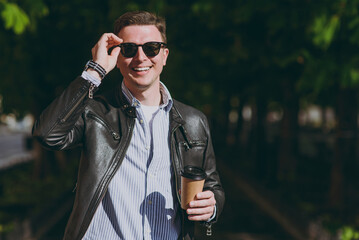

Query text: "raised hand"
[87, 33, 123, 80]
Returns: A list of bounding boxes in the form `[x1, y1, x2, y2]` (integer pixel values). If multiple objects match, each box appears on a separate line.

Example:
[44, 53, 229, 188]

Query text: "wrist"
[207, 205, 217, 222]
[86, 69, 102, 81]
[84, 60, 107, 80]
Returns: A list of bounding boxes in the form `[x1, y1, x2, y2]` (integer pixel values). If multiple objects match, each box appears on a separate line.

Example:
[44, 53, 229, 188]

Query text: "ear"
[162, 48, 169, 66]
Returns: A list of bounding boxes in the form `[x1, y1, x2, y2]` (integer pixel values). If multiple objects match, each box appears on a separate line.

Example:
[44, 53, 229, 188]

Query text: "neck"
[124, 81, 162, 106]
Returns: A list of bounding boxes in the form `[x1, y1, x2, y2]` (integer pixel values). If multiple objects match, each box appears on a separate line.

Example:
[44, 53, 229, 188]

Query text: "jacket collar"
[114, 83, 137, 118]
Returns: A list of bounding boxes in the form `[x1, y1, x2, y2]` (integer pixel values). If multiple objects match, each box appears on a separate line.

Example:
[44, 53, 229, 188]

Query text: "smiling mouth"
[132, 67, 152, 72]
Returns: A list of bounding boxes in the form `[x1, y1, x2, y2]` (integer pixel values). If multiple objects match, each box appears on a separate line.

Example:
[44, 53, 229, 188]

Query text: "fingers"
[188, 193, 216, 208]
[187, 206, 213, 221]
[186, 190, 216, 221]
[187, 205, 213, 214]
[194, 190, 214, 200]
[190, 191, 216, 207]
[90, 33, 123, 74]
[95, 33, 122, 54]
[99, 33, 122, 47]
[105, 34, 123, 50]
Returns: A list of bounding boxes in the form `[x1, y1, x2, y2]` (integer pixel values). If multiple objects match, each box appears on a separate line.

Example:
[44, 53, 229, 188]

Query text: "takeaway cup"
[180, 166, 206, 209]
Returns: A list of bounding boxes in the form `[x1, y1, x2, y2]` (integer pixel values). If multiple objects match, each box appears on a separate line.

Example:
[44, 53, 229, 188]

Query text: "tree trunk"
[254, 91, 268, 179]
[212, 94, 233, 162]
[330, 88, 357, 211]
[278, 79, 299, 181]
[234, 97, 245, 149]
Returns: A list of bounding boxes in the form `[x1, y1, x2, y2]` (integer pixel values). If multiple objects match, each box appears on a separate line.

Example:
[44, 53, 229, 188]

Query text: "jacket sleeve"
[202, 116, 225, 223]
[32, 77, 95, 150]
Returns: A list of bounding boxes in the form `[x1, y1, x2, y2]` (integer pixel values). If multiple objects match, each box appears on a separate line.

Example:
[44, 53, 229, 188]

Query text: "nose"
[134, 46, 147, 61]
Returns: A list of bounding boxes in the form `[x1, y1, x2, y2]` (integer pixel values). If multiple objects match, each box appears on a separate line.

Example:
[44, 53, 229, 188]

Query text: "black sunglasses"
[118, 42, 167, 58]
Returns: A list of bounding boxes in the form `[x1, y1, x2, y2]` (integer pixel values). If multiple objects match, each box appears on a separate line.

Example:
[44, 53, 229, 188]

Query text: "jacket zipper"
[171, 125, 181, 203]
[87, 112, 120, 140]
[179, 126, 192, 149]
[76, 118, 135, 240]
[189, 140, 206, 146]
[205, 222, 212, 236]
[181, 140, 206, 151]
[61, 90, 88, 123]
[88, 83, 95, 99]
[170, 125, 185, 239]
[183, 142, 190, 151]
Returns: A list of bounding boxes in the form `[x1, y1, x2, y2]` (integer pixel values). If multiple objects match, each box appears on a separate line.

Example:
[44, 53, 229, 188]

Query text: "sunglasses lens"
[120, 42, 165, 58]
[121, 43, 137, 58]
[143, 42, 162, 57]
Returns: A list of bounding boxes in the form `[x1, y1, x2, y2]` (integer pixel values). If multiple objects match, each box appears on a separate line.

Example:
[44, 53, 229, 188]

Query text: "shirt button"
[140, 119, 144, 124]
[145, 146, 150, 150]
[134, 102, 138, 106]
[148, 200, 152, 205]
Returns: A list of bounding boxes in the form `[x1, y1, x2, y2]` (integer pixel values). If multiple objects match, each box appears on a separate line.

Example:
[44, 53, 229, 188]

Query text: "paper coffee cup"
[180, 166, 206, 209]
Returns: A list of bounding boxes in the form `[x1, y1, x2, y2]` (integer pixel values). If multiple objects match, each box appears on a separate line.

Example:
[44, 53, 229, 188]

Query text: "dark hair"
[114, 11, 167, 43]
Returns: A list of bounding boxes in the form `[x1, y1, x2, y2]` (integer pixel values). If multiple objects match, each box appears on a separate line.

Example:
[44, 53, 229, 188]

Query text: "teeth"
[133, 67, 150, 71]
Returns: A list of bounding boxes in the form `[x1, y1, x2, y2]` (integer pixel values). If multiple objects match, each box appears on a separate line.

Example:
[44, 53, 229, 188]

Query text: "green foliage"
[348, 17, 359, 43]
[350, 68, 359, 84]
[311, 14, 340, 50]
[0, 222, 14, 234]
[0, 0, 48, 34]
[0, 2, 30, 34]
[297, 0, 359, 103]
[341, 226, 359, 240]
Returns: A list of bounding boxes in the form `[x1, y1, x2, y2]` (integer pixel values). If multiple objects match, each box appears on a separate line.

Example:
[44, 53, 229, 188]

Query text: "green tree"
[0, 0, 48, 116]
[299, 0, 359, 214]
[0, 0, 48, 34]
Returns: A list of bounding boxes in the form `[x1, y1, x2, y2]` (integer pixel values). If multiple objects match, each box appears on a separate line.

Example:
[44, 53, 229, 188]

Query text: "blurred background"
[1, 0, 359, 239]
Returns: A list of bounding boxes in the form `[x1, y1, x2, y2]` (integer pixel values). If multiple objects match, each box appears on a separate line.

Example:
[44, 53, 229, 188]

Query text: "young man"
[33, 11, 225, 240]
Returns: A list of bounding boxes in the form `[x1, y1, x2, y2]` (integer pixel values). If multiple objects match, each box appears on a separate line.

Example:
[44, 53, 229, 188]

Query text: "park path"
[0, 127, 34, 170]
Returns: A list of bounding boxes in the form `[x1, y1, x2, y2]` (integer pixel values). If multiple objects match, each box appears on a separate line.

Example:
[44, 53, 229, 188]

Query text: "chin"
[126, 78, 154, 89]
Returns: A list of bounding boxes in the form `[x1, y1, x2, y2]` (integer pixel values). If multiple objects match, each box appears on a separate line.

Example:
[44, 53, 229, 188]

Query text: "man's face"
[116, 25, 169, 93]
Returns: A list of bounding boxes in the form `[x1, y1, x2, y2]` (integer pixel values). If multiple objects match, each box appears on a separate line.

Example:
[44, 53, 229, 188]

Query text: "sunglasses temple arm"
[107, 45, 121, 55]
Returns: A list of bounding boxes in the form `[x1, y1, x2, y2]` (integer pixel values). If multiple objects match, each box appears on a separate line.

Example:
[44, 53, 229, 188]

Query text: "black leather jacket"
[32, 77, 225, 240]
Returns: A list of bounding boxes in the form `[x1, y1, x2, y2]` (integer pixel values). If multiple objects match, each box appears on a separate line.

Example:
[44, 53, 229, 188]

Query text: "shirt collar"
[121, 81, 173, 112]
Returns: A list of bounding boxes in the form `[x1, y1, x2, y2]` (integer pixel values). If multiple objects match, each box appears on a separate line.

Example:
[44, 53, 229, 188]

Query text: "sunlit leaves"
[1, 2, 30, 34]
[340, 226, 359, 240]
[311, 14, 340, 50]
[348, 16, 359, 44]
[350, 68, 359, 85]
[0, 0, 48, 34]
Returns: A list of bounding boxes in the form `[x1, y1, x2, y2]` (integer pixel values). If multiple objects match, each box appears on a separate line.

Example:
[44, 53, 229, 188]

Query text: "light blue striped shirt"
[83, 81, 181, 240]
